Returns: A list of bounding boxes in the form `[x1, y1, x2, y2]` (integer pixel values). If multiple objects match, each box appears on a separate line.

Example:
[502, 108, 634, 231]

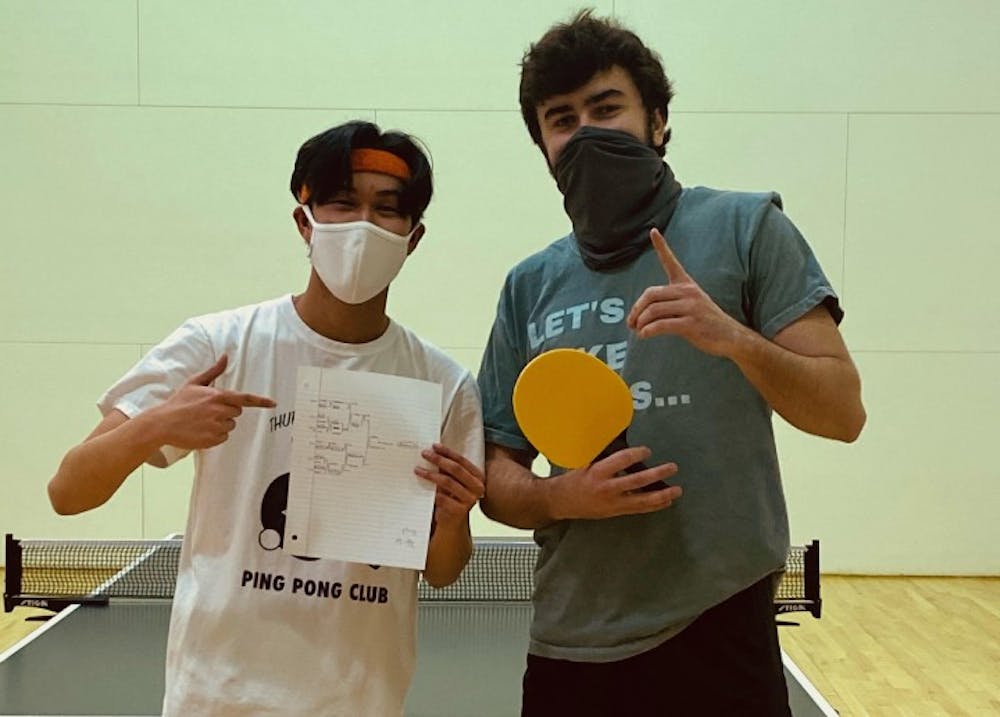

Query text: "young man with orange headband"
[47, 121, 485, 715]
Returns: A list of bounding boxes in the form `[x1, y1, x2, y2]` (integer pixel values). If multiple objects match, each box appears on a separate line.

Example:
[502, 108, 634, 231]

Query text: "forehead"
[536, 65, 642, 117]
[338, 171, 405, 196]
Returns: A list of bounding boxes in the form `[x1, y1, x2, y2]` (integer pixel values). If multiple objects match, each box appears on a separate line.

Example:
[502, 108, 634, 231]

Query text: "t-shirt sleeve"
[440, 371, 486, 472]
[746, 200, 844, 339]
[97, 319, 217, 466]
[476, 280, 536, 457]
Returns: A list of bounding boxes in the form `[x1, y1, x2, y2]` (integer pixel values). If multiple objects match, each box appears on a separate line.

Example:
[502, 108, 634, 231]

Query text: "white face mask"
[301, 205, 413, 304]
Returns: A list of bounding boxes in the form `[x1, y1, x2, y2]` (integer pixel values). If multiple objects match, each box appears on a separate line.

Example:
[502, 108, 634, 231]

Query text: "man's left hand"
[416, 444, 485, 530]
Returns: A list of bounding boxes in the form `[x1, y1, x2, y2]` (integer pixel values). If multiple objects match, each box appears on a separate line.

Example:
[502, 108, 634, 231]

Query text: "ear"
[650, 108, 667, 149]
[406, 223, 425, 256]
[292, 205, 311, 247]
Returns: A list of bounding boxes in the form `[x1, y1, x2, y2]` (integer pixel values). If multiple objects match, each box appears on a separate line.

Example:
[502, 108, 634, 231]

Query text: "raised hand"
[415, 443, 486, 530]
[627, 228, 747, 357]
[151, 354, 276, 449]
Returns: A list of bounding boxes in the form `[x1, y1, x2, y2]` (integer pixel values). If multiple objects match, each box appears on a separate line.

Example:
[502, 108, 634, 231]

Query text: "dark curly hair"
[519, 9, 675, 157]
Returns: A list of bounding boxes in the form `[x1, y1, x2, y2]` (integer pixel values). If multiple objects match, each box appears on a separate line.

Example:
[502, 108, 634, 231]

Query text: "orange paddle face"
[512, 349, 634, 469]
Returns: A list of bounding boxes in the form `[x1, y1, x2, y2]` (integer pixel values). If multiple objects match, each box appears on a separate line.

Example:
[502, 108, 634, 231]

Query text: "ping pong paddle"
[512, 348, 668, 492]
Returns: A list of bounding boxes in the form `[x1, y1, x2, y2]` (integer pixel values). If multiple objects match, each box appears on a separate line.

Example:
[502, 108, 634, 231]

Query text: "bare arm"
[48, 355, 275, 515]
[417, 444, 485, 588]
[729, 305, 865, 441]
[48, 409, 170, 515]
[480, 444, 681, 531]
[629, 229, 866, 443]
[479, 445, 551, 529]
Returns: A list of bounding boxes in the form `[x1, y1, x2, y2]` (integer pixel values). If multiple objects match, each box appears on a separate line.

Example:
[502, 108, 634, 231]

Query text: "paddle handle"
[596, 430, 670, 492]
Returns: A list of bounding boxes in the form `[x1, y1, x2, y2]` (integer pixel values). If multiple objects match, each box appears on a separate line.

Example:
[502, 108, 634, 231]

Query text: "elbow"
[479, 496, 499, 523]
[835, 403, 867, 443]
[422, 556, 468, 590]
[846, 408, 867, 443]
[479, 496, 527, 530]
[829, 373, 867, 443]
[423, 571, 458, 590]
[47, 481, 77, 515]
[47, 478, 95, 516]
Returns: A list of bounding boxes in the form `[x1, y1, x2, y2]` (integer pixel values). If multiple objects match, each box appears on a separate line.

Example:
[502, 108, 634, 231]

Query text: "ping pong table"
[2, 536, 837, 716]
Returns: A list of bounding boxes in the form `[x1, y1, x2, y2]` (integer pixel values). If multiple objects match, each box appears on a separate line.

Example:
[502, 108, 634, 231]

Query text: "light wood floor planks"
[2, 569, 998, 714]
[779, 575, 1000, 716]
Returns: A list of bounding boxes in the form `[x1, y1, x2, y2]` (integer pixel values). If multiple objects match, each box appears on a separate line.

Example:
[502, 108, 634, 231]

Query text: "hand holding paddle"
[149, 354, 276, 449]
[551, 446, 681, 520]
[512, 349, 681, 516]
[627, 228, 746, 357]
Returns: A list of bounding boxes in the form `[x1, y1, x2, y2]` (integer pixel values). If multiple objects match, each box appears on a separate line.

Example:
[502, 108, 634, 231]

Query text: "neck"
[293, 275, 391, 344]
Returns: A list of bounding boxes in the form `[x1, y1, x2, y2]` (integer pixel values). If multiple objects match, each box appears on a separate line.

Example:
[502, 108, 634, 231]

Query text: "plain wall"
[1, 0, 997, 574]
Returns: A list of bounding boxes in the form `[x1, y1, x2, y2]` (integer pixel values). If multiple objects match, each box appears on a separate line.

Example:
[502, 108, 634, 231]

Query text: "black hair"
[519, 9, 675, 157]
[289, 121, 433, 224]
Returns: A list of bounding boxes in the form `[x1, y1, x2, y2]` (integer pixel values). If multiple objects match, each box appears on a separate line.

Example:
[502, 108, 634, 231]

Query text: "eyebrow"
[542, 88, 625, 122]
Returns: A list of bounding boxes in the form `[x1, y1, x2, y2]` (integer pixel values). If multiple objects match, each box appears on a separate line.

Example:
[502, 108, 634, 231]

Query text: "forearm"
[729, 326, 866, 442]
[479, 448, 561, 530]
[48, 410, 166, 515]
[422, 519, 473, 588]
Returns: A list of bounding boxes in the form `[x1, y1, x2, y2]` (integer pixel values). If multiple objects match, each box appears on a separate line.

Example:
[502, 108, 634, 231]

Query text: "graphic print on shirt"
[242, 471, 389, 603]
[258, 471, 382, 566]
[257, 472, 317, 559]
[526, 295, 693, 412]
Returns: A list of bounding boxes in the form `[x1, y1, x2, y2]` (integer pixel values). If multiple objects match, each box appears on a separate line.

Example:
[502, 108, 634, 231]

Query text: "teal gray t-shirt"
[478, 186, 841, 662]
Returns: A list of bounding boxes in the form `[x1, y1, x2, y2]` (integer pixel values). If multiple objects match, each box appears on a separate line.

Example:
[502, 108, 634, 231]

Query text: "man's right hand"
[551, 446, 681, 520]
[149, 354, 276, 450]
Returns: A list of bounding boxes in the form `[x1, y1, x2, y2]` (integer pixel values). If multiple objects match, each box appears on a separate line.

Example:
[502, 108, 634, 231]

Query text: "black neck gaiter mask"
[554, 126, 682, 271]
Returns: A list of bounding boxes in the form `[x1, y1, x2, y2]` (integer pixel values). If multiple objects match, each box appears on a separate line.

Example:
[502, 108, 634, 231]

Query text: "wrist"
[539, 473, 570, 522]
[433, 514, 471, 540]
[725, 321, 764, 365]
[130, 405, 172, 453]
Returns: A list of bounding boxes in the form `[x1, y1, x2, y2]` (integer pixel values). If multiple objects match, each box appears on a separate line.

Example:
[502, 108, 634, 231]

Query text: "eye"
[594, 104, 621, 117]
[377, 205, 402, 217]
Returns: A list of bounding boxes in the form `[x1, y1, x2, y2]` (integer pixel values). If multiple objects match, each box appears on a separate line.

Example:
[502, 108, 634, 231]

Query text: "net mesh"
[775, 543, 805, 602]
[10, 538, 813, 608]
[17, 539, 180, 599]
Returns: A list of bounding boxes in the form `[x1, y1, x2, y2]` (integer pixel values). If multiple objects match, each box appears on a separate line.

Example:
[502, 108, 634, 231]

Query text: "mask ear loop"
[300, 204, 316, 259]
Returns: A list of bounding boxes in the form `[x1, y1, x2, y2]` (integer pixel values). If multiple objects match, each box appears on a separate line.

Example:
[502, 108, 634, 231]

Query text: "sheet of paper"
[284, 365, 442, 569]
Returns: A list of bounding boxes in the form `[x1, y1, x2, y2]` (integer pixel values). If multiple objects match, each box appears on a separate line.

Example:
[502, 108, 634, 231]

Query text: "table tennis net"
[4, 535, 820, 617]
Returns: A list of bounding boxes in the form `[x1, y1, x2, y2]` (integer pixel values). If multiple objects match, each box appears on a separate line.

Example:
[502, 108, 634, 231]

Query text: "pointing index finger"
[650, 228, 689, 283]
[221, 391, 277, 409]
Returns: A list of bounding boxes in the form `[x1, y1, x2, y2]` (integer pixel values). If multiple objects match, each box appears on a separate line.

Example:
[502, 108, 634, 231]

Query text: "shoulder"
[504, 235, 576, 286]
[186, 296, 288, 335]
[677, 186, 784, 231]
[492, 235, 577, 322]
[173, 297, 291, 357]
[391, 324, 475, 391]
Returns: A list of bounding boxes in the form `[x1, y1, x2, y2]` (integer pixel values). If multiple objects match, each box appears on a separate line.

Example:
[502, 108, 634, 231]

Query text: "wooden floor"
[2, 570, 998, 715]
[779, 575, 1000, 716]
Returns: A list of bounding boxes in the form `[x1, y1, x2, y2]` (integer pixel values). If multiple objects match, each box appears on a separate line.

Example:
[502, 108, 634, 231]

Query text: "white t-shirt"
[98, 295, 485, 716]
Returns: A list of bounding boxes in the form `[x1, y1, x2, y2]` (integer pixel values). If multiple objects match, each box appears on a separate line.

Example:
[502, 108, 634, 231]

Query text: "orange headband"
[351, 148, 411, 181]
[298, 148, 411, 204]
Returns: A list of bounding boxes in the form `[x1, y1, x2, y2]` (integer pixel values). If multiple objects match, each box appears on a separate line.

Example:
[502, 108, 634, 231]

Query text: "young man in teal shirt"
[478, 11, 865, 716]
